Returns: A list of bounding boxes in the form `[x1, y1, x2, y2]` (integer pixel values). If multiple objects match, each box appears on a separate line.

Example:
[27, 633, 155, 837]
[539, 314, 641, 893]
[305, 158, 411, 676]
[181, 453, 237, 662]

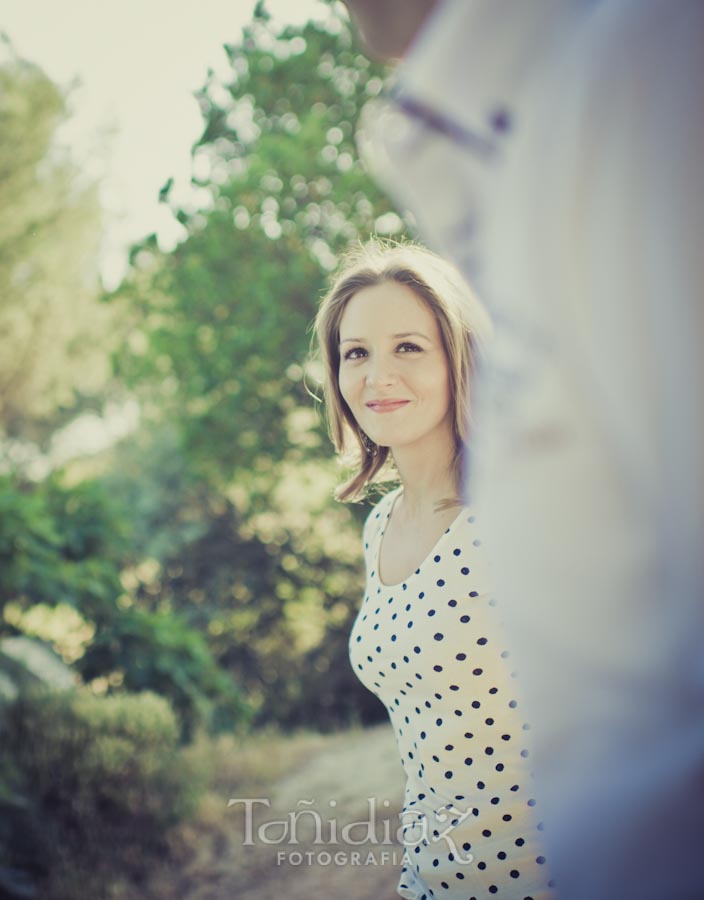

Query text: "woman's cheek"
[338, 370, 355, 410]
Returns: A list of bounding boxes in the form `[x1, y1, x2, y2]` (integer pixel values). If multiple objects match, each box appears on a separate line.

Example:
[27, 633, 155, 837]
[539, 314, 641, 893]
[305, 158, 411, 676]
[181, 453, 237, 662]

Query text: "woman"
[314, 240, 554, 900]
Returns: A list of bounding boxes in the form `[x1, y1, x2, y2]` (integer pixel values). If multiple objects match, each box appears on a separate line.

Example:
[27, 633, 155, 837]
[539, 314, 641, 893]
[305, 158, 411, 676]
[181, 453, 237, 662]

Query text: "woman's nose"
[365, 355, 397, 386]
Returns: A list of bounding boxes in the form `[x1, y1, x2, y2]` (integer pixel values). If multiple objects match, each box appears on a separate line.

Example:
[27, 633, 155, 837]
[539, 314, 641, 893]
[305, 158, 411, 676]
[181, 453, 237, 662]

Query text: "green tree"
[112, 3, 402, 488]
[0, 471, 248, 737]
[0, 37, 112, 448]
[107, 4, 402, 729]
[0, 473, 127, 626]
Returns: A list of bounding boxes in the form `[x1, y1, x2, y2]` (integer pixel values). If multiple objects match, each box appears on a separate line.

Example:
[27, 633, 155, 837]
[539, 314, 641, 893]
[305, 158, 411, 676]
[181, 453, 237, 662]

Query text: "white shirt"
[358, 2, 704, 898]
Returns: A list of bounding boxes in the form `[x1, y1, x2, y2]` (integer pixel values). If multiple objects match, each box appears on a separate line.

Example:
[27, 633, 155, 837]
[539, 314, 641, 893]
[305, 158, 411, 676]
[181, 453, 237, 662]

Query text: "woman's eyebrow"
[393, 331, 430, 340]
[339, 331, 430, 344]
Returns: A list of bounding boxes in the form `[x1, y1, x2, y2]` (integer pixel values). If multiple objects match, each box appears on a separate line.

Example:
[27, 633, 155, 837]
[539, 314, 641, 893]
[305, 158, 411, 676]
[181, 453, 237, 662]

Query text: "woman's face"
[337, 280, 452, 454]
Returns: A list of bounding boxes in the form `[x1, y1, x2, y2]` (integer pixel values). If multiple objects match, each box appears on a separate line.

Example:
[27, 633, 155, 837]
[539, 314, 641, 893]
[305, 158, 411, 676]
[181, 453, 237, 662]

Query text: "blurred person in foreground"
[340, 1, 704, 899]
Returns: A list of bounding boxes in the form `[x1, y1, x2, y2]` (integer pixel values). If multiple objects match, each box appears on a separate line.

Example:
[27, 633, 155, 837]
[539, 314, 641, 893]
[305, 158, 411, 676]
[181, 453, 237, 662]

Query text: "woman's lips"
[365, 400, 410, 413]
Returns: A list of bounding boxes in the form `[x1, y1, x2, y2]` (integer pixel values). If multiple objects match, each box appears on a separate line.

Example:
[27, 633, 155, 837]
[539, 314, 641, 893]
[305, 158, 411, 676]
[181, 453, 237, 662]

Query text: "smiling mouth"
[365, 400, 410, 413]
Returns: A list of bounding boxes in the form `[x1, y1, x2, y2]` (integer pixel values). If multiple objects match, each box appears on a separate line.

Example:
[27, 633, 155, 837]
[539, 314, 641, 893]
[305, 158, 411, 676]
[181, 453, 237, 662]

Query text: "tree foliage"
[0, 473, 127, 625]
[102, 4, 404, 731]
[112, 5, 403, 487]
[0, 38, 112, 445]
[2, 4, 401, 747]
[0, 471, 249, 737]
[0, 9, 407, 893]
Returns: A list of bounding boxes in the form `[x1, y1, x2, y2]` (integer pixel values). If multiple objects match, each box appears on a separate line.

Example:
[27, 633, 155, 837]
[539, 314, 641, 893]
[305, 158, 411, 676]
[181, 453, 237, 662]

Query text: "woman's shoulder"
[439, 502, 494, 594]
[446, 502, 486, 544]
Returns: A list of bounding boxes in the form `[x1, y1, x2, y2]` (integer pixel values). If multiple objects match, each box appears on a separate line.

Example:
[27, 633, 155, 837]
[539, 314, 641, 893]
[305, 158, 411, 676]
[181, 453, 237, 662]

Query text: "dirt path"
[226, 722, 407, 899]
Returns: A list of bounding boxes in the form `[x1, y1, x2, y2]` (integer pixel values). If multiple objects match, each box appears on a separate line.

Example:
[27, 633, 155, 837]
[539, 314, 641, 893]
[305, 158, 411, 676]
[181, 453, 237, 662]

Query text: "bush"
[0, 472, 127, 624]
[77, 606, 254, 740]
[0, 687, 207, 899]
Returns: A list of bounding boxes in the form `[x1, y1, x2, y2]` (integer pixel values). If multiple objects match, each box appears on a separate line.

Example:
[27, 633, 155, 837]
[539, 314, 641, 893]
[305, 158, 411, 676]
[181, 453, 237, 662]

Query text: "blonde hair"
[313, 238, 492, 502]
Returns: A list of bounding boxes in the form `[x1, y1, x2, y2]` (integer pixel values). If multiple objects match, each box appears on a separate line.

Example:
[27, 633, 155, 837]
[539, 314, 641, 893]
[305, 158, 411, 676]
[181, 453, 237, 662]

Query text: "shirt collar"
[392, 0, 587, 148]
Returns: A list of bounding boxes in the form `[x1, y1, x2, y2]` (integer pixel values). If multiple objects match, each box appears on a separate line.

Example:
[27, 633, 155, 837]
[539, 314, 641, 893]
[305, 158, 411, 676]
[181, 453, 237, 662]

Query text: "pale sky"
[1, 0, 326, 288]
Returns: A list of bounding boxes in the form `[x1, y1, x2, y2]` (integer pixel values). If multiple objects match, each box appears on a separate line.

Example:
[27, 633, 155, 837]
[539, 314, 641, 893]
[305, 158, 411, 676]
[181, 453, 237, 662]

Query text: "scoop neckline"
[374, 486, 469, 589]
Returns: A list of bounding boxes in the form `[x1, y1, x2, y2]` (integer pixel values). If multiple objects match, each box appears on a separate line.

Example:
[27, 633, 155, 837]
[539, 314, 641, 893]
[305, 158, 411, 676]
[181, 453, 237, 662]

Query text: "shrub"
[77, 606, 254, 740]
[0, 687, 207, 899]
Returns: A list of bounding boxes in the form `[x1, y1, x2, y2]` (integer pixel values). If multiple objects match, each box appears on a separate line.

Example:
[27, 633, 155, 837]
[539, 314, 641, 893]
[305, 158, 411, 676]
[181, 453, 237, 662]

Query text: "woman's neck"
[392, 435, 458, 518]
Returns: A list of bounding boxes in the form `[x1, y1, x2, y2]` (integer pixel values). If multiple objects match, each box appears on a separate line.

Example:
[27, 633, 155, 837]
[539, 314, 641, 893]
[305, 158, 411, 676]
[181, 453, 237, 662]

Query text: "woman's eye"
[343, 346, 366, 361]
[397, 342, 422, 353]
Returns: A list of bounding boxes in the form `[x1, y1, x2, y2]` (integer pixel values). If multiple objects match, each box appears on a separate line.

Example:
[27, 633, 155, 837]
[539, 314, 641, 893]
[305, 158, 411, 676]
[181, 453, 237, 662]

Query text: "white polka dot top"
[349, 487, 555, 900]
